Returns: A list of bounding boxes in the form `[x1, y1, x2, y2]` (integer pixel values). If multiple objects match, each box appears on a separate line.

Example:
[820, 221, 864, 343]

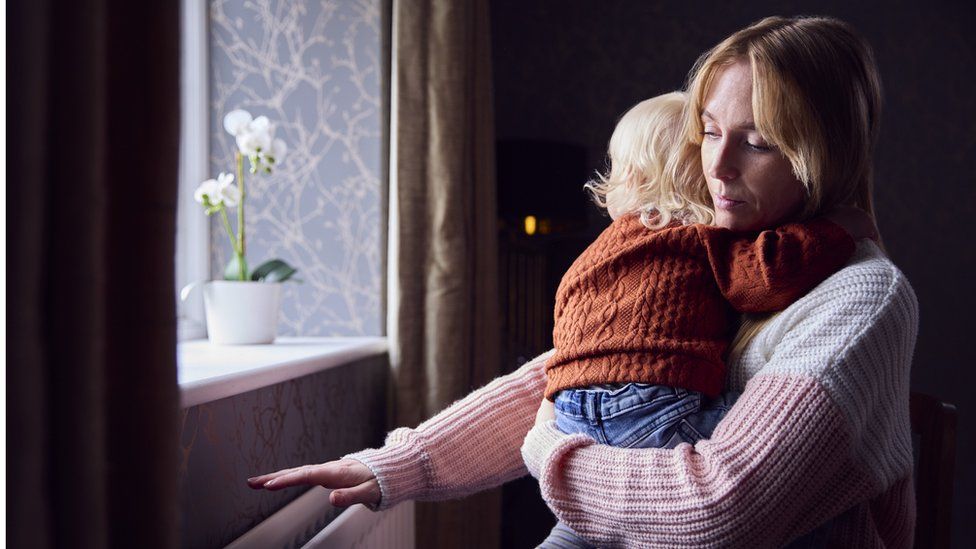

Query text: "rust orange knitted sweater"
[545, 214, 855, 400]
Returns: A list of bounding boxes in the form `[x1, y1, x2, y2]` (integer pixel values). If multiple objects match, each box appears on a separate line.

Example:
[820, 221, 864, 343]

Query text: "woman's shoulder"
[753, 239, 916, 333]
[807, 239, 917, 315]
[726, 239, 919, 494]
[843, 239, 912, 282]
[732, 239, 919, 386]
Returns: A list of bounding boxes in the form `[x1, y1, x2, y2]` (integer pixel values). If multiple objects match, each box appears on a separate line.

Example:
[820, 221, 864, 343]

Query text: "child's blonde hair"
[585, 91, 714, 229]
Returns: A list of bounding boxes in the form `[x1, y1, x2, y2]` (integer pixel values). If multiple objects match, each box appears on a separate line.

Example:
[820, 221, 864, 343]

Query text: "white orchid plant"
[194, 109, 298, 283]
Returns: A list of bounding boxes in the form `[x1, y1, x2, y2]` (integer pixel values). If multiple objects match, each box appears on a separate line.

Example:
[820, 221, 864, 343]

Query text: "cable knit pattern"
[346, 240, 917, 547]
[545, 214, 854, 400]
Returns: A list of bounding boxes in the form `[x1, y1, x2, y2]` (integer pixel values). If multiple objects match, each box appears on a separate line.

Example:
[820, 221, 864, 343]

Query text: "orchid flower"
[195, 109, 295, 283]
[222, 109, 252, 136]
[193, 178, 220, 206]
[215, 172, 240, 207]
[194, 172, 238, 208]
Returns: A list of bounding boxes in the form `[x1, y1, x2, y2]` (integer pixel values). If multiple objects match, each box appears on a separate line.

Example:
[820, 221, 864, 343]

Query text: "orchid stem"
[236, 151, 247, 281]
[218, 207, 238, 255]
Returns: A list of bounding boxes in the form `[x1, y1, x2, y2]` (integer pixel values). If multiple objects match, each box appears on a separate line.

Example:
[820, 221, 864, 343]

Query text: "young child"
[539, 91, 867, 548]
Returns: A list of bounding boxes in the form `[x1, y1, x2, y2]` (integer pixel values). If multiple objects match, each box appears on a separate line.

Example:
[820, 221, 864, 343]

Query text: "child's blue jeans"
[538, 382, 741, 549]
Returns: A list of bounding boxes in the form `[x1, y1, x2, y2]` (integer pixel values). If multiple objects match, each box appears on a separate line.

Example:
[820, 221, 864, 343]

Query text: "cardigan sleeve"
[695, 218, 855, 313]
[521, 259, 918, 548]
[343, 349, 551, 511]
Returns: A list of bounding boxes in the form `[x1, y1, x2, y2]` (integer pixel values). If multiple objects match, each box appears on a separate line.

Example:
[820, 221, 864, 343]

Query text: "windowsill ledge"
[178, 336, 389, 408]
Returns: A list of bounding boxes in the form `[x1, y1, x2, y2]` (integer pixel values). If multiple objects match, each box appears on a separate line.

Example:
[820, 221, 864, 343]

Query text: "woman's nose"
[707, 140, 739, 181]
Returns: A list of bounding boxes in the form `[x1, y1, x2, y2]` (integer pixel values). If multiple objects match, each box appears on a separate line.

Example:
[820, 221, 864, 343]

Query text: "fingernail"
[247, 477, 257, 483]
[264, 480, 276, 487]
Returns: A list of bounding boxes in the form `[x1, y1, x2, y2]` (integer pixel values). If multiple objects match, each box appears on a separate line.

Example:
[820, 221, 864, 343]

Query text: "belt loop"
[587, 391, 601, 426]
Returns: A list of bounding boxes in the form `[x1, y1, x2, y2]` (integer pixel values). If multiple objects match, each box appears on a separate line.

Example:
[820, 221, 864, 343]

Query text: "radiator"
[225, 487, 415, 549]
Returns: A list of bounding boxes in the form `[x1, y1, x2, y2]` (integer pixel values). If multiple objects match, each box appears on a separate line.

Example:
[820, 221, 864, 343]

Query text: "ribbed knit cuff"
[521, 420, 594, 480]
[343, 428, 430, 512]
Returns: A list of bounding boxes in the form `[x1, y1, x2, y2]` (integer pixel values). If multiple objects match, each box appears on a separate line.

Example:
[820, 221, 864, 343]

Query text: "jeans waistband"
[555, 383, 699, 420]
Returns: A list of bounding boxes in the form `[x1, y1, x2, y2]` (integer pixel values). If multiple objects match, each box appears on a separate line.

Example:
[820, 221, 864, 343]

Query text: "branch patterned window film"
[209, 0, 383, 337]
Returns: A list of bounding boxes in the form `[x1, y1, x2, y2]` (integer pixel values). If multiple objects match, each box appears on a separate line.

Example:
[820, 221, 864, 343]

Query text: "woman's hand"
[535, 397, 555, 427]
[824, 205, 878, 241]
[246, 458, 380, 508]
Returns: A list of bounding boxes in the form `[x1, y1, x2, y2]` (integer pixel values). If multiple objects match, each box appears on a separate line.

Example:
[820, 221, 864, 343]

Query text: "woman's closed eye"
[745, 140, 773, 152]
[701, 130, 773, 153]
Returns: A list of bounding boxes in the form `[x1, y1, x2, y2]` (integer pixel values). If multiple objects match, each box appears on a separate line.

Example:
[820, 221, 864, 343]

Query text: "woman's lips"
[715, 194, 745, 210]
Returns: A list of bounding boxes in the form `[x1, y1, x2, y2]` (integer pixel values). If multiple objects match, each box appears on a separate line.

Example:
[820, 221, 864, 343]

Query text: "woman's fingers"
[259, 466, 319, 490]
[246, 459, 381, 507]
[246, 464, 309, 488]
[329, 478, 381, 507]
[247, 459, 375, 492]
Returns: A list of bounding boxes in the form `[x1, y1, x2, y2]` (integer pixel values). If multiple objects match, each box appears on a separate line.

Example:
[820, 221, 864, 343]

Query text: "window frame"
[176, 0, 211, 341]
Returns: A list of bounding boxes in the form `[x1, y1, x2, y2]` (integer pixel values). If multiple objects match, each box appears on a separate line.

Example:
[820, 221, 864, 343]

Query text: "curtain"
[8, 1, 181, 548]
[389, 0, 502, 547]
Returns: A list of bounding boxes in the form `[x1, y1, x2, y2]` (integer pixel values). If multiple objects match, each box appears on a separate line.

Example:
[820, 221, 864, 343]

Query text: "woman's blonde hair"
[585, 91, 714, 229]
[680, 16, 885, 356]
[683, 15, 883, 223]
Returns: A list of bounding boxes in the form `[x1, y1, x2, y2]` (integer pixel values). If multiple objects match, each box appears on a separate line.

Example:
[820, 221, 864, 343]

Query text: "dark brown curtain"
[390, 0, 502, 547]
[8, 1, 181, 548]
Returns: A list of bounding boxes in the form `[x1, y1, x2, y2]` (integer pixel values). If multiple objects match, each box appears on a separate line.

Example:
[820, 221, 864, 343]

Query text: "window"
[176, 0, 210, 340]
[175, 0, 385, 341]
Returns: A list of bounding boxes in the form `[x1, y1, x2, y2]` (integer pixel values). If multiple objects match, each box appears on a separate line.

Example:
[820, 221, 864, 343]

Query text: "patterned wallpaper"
[208, 0, 383, 336]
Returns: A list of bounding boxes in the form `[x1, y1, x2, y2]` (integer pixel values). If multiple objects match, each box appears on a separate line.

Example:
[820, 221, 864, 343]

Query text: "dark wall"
[178, 355, 388, 547]
[492, 1, 975, 547]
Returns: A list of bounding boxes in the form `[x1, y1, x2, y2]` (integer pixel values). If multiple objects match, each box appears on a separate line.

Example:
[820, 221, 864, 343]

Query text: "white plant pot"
[202, 281, 282, 345]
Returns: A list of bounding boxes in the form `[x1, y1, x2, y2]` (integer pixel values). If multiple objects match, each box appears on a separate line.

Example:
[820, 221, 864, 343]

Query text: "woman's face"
[700, 60, 806, 232]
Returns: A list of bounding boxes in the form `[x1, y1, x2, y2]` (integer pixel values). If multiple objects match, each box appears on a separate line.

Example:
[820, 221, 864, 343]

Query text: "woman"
[249, 16, 917, 548]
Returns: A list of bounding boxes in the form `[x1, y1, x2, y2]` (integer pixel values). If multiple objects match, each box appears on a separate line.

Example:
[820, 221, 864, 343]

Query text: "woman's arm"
[342, 349, 552, 510]
[247, 351, 550, 509]
[522, 251, 918, 547]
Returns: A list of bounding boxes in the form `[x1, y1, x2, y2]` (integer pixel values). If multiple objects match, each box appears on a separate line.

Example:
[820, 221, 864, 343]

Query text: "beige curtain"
[389, 0, 502, 547]
[8, 1, 181, 547]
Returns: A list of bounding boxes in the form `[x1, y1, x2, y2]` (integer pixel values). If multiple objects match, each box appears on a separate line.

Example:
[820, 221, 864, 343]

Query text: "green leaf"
[250, 259, 298, 282]
[224, 254, 249, 281]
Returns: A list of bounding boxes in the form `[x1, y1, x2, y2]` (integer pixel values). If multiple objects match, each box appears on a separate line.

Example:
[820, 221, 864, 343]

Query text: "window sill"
[177, 336, 388, 408]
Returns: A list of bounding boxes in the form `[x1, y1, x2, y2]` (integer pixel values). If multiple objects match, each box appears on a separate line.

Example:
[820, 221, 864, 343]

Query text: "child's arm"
[695, 217, 857, 312]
